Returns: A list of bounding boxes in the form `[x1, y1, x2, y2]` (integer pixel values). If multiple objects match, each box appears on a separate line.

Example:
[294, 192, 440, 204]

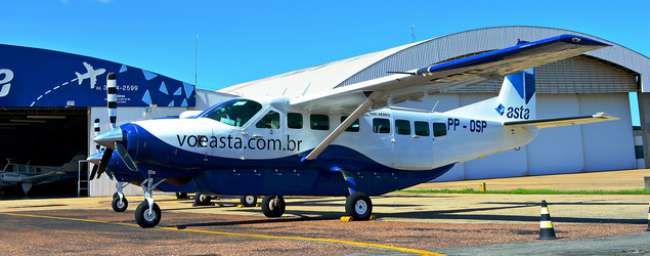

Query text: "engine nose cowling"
[120, 123, 140, 160]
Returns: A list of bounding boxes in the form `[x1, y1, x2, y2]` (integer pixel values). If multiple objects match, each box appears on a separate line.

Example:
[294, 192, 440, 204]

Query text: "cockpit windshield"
[199, 99, 262, 127]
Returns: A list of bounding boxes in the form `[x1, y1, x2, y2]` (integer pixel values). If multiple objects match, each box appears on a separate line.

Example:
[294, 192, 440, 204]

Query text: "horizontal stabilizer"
[503, 112, 618, 129]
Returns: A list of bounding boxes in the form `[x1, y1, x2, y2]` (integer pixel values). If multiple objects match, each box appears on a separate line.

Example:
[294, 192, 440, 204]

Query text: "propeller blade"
[115, 143, 137, 172]
[89, 165, 98, 180]
[96, 147, 113, 178]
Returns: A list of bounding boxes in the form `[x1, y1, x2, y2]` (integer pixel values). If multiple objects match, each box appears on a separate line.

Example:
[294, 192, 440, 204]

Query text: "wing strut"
[302, 92, 382, 161]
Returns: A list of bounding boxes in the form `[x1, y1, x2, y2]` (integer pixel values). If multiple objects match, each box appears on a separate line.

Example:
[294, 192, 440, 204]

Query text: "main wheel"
[176, 192, 189, 200]
[134, 201, 161, 228]
[240, 195, 257, 207]
[111, 193, 128, 212]
[345, 192, 372, 220]
[194, 192, 211, 206]
[261, 195, 285, 218]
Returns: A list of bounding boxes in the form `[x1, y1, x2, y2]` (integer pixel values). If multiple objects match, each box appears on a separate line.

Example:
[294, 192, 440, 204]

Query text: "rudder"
[495, 68, 536, 121]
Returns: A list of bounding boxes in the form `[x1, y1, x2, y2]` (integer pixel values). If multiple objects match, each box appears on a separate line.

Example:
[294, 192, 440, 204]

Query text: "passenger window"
[395, 119, 411, 135]
[256, 111, 280, 129]
[414, 121, 430, 136]
[287, 113, 303, 129]
[433, 122, 447, 137]
[373, 118, 390, 133]
[310, 114, 329, 130]
[340, 115, 360, 132]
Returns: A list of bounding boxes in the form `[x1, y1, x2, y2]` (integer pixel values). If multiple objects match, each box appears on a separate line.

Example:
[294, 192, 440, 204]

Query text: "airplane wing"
[290, 35, 609, 113]
[296, 34, 610, 160]
[503, 112, 618, 129]
[83, 62, 93, 72]
[90, 75, 97, 88]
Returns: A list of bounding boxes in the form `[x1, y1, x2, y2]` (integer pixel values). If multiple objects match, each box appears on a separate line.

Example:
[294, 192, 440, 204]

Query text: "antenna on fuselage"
[302, 82, 311, 96]
[431, 100, 439, 112]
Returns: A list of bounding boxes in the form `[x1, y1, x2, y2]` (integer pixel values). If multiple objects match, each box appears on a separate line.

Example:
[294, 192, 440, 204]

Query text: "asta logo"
[0, 69, 14, 98]
[495, 104, 505, 116]
[496, 104, 530, 119]
[507, 105, 530, 119]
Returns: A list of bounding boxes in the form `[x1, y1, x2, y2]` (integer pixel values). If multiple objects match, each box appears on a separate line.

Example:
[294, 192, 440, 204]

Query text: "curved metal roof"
[221, 26, 650, 97]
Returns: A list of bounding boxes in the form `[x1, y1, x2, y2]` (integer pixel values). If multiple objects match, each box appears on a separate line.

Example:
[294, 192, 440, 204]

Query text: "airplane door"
[243, 109, 284, 159]
[391, 118, 434, 169]
[431, 120, 449, 166]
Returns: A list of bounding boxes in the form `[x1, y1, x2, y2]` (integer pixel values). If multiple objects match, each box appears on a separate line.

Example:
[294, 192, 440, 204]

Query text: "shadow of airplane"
[482, 201, 648, 206]
[168, 201, 645, 228]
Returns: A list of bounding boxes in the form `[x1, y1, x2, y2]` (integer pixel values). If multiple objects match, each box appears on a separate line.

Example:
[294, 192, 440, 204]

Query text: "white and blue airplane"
[92, 34, 617, 228]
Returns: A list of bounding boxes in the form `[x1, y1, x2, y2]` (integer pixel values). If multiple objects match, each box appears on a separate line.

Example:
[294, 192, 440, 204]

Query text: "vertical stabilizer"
[444, 68, 536, 122]
[495, 68, 536, 121]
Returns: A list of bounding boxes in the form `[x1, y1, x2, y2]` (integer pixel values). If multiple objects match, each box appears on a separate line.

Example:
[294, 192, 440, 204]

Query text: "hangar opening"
[0, 108, 87, 197]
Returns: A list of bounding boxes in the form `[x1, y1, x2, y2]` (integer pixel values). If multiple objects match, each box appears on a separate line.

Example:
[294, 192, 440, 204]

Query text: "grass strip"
[402, 188, 650, 195]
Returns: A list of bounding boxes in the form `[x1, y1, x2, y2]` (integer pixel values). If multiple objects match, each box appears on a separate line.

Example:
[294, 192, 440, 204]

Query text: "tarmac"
[0, 190, 649, 255]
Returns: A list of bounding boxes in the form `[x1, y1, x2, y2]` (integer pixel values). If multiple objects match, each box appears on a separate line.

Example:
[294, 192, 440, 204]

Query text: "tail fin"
[444, 69, 536, 122]
[75, 72, 83, 85]
[495, 68, 536, 121]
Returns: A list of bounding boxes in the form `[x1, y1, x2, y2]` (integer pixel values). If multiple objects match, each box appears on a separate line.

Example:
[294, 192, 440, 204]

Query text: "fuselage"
[111, 97, 537, 196]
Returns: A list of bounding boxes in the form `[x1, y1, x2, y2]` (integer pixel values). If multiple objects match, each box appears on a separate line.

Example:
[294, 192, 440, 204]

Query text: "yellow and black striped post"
[539, 200, 556, 240]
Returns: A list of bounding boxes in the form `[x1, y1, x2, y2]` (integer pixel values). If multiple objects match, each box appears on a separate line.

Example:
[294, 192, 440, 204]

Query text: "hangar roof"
[221, 26, 650, 97]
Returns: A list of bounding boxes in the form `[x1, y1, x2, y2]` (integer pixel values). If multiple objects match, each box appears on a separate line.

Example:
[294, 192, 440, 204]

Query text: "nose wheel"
[261, 195, 285, 217]
[111, 192, 128, 212]
[345, 192, 372, 220]
[111, 182, 129, 212]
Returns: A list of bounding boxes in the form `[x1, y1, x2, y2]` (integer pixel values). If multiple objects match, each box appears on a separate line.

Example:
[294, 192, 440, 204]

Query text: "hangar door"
[0, 108, 87, 197]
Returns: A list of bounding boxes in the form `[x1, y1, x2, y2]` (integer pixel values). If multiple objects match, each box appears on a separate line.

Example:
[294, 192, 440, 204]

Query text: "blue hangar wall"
[0, 44, 195, 108]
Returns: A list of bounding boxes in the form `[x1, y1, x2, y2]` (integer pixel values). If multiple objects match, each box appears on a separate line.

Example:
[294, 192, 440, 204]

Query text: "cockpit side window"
[256, 111, 280, 129]
[200, 99, 262, 127]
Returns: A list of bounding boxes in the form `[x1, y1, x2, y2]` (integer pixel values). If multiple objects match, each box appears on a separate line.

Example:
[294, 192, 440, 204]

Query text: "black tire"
[111, 194, 128, 212]
[345, 192, 372, 220]
[176, 192, 189, 200]
[194, 193, 211, 206]
[134, 201, 161, 228]
[261, 195, 285, 218]
[240, 195, 257, 207]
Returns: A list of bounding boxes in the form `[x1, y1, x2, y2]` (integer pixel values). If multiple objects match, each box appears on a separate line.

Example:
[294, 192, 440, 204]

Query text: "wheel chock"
[340, 215, 376, 222]
[236, 204, 245, 208]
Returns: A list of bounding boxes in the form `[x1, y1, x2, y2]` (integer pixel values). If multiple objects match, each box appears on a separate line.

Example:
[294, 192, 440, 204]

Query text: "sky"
[2, 0, 649, 90]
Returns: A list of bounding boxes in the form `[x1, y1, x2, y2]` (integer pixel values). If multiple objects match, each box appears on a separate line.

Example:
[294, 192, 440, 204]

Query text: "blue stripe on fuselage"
[114, 123, 454, 196]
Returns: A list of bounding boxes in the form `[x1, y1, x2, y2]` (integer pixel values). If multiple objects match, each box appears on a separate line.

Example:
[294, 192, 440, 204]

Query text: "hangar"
[222, 26, 650, 181]
[0, 44, 227, 196]
[1, 26, 649, 197]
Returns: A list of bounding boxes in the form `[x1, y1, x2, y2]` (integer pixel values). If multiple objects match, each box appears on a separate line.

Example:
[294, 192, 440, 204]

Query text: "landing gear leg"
[111, 182, 128, 212]
[345, 192, 372, 220]
[261, 195, 285, 217]
[134, 170, 165, 228]
[175, 192, 188, 200]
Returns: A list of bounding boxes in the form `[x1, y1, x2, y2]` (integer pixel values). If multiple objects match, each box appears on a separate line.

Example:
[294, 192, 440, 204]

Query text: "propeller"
[95, 147, 114, 179]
